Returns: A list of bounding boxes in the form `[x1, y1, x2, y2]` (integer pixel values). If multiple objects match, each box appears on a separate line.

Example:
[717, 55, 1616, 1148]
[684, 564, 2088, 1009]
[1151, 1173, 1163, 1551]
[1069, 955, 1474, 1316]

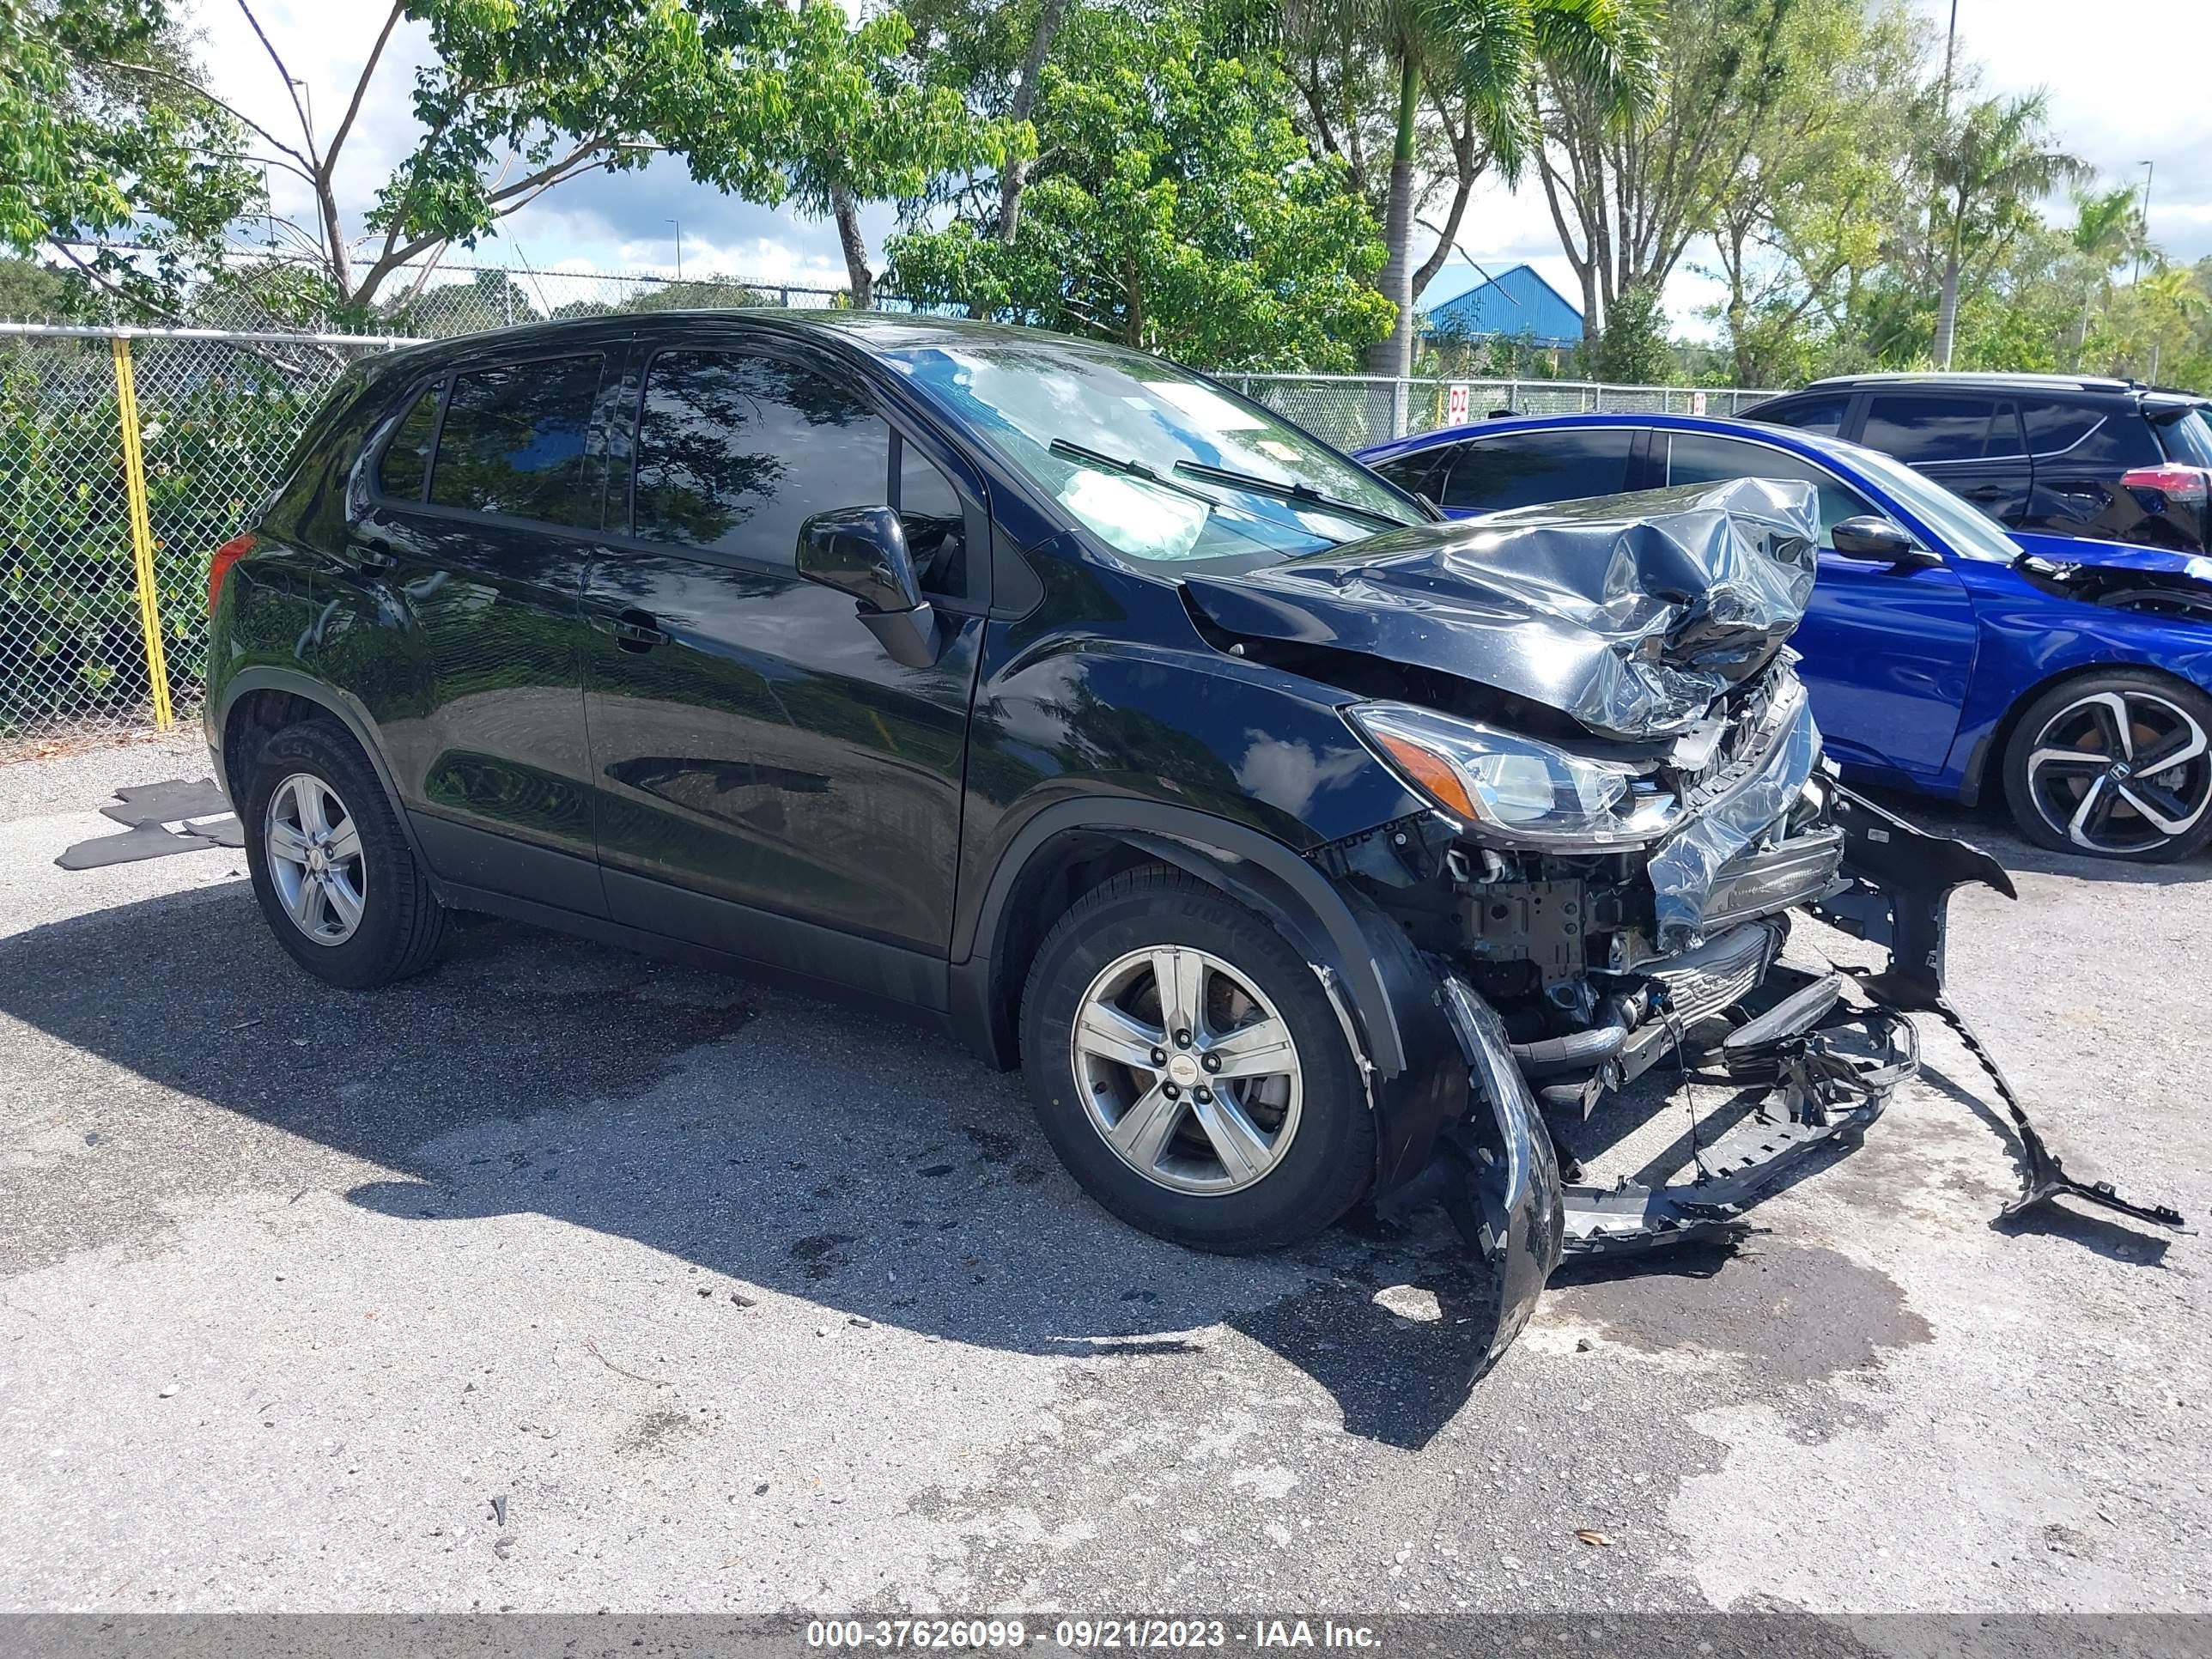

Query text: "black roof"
[1792, 369, 2207, 405]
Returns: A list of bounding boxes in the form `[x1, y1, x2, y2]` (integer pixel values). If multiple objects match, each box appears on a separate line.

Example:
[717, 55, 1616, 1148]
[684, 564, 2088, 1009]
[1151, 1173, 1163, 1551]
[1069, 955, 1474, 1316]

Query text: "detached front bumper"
[1403, 781, 2185, 1380]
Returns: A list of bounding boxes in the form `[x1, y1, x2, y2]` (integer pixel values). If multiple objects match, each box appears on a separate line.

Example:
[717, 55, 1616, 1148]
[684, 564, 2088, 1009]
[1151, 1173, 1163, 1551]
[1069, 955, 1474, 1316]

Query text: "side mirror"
[796, 505, 941, 668]
[1830, 514, 1940, 569]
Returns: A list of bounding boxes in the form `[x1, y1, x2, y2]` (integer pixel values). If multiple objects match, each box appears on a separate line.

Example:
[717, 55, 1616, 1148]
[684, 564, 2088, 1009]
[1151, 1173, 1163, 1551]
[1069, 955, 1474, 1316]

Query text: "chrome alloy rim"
[1069, 945, 1303, 1195]
[2025, 689, 2212, 854]
[264, 772, 367, 945]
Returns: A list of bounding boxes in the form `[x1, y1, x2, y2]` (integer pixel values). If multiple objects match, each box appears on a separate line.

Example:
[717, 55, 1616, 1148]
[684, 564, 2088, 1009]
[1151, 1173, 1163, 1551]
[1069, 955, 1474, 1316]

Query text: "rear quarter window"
[376, 382, 442, 500]
[2154, 408, 2212, 469]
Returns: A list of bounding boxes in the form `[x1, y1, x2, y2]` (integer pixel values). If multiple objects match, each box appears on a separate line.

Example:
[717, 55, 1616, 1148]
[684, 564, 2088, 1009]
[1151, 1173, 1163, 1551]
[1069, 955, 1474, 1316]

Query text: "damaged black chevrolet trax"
[204, 313, 2179, 1373]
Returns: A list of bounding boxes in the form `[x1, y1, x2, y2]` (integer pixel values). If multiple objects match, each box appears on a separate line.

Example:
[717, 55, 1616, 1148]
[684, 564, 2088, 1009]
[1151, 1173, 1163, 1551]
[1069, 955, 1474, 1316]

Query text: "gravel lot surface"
[1, 733, 2205, 1616]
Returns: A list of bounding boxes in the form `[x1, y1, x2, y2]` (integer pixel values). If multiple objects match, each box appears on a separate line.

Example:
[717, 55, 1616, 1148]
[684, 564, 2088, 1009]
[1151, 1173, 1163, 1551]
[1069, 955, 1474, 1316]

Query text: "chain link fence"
[0, 324, 410, 749]
[0, 312, 1781, 751]
[1222, 374, 1779, 453]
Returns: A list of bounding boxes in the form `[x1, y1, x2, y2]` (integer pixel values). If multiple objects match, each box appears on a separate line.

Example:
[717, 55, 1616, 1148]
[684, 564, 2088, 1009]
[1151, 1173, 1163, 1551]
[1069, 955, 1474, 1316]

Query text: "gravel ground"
[0, 733, 2205, 1616]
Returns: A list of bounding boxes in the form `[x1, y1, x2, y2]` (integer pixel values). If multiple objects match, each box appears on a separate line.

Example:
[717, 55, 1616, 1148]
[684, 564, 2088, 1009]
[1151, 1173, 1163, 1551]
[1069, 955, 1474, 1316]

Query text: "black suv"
[1747, 372, 2212, 552]
[203, 312, 2016, 1370]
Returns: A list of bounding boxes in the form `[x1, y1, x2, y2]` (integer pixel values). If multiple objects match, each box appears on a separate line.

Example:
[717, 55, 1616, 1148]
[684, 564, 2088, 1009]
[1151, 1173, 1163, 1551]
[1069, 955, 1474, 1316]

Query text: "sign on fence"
[1447, 384, 1470, 425]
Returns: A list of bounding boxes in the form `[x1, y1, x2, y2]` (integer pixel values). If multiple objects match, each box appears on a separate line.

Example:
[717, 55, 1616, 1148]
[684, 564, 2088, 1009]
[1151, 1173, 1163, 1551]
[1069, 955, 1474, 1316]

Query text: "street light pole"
[668, 219, 683, 283]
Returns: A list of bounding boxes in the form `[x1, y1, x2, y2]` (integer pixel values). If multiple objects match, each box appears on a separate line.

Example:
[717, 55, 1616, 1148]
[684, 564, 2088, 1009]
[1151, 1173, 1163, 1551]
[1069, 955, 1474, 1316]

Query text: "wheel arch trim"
[958, 800, 1409, 1079]
[210, 668, 425, 864]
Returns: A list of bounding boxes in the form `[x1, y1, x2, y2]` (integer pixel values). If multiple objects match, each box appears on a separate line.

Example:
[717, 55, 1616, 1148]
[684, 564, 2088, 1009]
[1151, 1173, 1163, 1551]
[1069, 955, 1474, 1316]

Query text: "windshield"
[1821, 437, 2025, 562]
[881, 339, 1423, 566]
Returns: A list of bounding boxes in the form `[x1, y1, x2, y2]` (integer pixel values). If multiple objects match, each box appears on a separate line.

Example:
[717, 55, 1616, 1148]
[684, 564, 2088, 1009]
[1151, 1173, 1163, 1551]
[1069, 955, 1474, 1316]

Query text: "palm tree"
[2069, 184, 2139, 368]
[1928, 91, 2084, 368]
[1285, 0, 1659, 392]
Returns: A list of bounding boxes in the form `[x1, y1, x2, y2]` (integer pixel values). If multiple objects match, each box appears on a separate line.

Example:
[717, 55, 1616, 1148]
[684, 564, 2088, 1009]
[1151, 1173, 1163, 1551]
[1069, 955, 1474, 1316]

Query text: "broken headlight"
[1347, 702, 1681, 849]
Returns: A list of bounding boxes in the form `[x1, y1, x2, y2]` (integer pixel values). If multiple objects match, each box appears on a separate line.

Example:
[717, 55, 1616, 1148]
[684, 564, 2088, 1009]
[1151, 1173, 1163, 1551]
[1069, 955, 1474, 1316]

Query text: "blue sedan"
[1358, 412, 2212, 860]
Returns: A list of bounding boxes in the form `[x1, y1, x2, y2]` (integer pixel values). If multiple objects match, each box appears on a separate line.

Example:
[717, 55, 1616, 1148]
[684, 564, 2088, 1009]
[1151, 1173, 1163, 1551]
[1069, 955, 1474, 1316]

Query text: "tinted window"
[1372, 453, 1448, 498]
[1662, 433, 1875, 546]
[634, 350, 890, 563]
[1753, 392, 1850, 437]
[2159, 408, 2212, 469]
[428, 356, 605, 526]
[1437, 430, 1633, 512]
[1860, 393, 2005, 464]
[378, 383, 441, 500]
[2049, 410, 2162, 469]
[2020, 402, 2104, 456]
[897, 439, 967, 597]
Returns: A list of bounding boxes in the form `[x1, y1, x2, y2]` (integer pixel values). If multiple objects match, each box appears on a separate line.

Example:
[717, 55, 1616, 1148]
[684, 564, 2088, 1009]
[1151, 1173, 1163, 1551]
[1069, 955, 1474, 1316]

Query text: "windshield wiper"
[1048, 439, 1217, 505]
[1048, 438, 1413, 534]
[1170, 459, 1413, 532]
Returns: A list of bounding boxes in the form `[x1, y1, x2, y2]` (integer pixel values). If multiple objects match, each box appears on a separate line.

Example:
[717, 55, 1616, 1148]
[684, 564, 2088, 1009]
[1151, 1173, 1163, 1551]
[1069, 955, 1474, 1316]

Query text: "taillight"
[2118, 465, 2211, 505]
[208, 533, 257, 616]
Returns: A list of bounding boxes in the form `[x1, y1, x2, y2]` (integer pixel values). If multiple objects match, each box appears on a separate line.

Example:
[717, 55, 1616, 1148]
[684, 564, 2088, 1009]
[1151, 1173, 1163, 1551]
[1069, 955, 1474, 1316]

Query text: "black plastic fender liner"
[1810, 779, 2014, 1007]
[1813, 781, 2185, 1233]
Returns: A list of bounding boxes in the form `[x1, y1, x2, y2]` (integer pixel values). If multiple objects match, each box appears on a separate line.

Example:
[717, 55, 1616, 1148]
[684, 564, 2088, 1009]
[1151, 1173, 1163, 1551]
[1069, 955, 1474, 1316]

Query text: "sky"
[187, 0, 2212, 332]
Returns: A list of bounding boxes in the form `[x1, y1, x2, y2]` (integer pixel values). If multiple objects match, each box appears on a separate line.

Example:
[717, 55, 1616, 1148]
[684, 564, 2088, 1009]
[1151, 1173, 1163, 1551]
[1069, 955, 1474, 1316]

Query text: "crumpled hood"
[1182, 477, 1820, 739]
[2011, 530, 2212, 587]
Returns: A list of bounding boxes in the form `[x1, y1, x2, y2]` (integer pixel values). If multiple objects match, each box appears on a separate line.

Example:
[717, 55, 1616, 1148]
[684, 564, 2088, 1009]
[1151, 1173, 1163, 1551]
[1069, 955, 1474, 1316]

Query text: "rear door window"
[1751, 392, 1850, 437]
[1436, 429, 1634, 512]
[1860, 393, 2005, 464]
[428, 355, 606, 527]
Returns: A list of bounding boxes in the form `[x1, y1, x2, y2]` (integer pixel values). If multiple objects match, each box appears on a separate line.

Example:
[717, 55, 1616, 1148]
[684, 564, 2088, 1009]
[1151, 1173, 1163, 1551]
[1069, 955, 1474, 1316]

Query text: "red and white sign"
[1447, 384, 1471, 424]
[1691, 390, 1708, 416]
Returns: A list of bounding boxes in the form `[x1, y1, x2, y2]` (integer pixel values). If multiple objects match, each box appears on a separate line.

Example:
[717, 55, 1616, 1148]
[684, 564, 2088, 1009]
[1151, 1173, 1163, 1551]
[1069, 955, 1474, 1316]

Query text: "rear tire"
[1018, 866, 1374, 1253]
[2001, 670, 2212, 862]
[242, 720, 447, 988]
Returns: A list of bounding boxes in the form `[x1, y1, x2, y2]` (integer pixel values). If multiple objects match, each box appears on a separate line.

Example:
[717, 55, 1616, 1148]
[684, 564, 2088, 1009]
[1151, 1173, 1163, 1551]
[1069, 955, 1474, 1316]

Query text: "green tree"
[767, 5, 1023, 308]
[3, 0, 1006, 321]
[0, 0, 259, 317]
[1927, 90, 2085, 368]
[1698, 0, 1926, 386]
[1594, 279, 1669, 380]
[1537, 0, 1806, 353]
[1281, 0, 1660, 380]
[0, 256, 74, 319]
[885, 4, 1394, 369]
[2065, 184, 2140, 368]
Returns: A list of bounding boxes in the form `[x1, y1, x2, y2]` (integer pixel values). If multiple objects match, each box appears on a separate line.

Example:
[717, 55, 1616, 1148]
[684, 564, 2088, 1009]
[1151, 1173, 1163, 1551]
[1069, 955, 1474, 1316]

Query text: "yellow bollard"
[111, 336, 174, 732]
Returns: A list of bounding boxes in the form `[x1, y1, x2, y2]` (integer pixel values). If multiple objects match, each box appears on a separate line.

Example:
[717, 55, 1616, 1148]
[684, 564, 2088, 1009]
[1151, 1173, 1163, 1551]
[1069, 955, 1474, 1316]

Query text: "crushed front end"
[1190, 478, 2185, 1375]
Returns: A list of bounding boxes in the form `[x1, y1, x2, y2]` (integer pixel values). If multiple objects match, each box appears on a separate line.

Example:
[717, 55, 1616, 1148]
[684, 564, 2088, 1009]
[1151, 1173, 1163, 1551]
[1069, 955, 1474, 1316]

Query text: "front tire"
[2001, 671, 2212, 861]
[243, 720, 447, 988]
[1018, 866, 1374, 1253]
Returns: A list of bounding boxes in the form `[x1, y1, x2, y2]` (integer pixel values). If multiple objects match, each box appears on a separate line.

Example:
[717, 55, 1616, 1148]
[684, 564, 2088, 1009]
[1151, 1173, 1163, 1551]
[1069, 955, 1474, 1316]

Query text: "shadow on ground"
[1, 879, 1522, 1449]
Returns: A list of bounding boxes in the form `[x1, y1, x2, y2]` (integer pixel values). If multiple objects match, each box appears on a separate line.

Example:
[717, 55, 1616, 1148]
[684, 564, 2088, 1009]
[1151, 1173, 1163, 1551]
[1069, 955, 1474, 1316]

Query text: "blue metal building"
[1420, 264, 1585, 348]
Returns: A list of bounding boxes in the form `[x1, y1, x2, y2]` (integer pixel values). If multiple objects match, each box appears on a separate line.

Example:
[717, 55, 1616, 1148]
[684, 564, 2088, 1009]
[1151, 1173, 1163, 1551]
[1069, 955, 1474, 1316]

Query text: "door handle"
[590, 606, 668, 652]
[351, 533, 397, 573]
[1959, 483, 2008, 501]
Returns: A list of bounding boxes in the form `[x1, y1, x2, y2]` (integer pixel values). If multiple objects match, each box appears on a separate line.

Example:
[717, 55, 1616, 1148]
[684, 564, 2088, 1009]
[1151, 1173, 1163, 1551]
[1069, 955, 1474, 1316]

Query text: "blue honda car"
[1358, 412, 2212, 861]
